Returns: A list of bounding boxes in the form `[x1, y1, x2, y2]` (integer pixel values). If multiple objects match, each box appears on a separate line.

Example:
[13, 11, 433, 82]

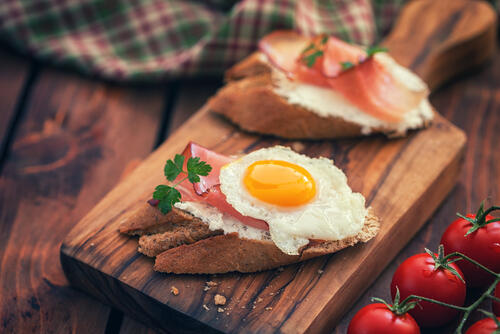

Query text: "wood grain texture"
[60, 0, 494, 333]
[0, 65, 167, 333]
[383, 0, 496, 91]
[60, 109, 465, 334]
[118, 79, 221, 334]
[335, 49, 500, 334]
[0, 49, 29, 153]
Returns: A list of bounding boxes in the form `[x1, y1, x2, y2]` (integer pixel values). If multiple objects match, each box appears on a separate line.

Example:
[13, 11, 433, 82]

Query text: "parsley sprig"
[299, 35, 388, 71]
[300, 34, 329, 68]
[366, 45, 388, 57]
[152, 154, 212, 214]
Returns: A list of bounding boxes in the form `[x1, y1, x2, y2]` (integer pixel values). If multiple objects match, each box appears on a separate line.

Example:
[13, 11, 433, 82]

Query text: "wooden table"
[0, 42, 498, 333]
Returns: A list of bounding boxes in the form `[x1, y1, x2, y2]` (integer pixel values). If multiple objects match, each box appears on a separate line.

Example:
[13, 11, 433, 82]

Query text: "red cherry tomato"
[441, 213, 500, 287]
[391, 253, 466, 327]
[465, 316, 500, 334]
[347, 303, 420, 334]
[494, 282, 500, 317]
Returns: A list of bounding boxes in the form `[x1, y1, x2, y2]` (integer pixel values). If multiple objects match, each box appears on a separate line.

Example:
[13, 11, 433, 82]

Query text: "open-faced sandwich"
[207, 31, 434, 139]
[120, 142, 379, 274]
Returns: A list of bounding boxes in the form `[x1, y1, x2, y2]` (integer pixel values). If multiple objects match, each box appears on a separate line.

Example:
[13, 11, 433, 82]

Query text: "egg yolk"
[243, 160, 316, 206]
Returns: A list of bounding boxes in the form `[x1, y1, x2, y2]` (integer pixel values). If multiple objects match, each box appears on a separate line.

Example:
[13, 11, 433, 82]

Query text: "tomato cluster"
[348, 203, 500, 334]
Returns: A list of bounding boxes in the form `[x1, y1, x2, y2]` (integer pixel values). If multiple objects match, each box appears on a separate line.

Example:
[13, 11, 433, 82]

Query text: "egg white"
[219, 146, 367, 255]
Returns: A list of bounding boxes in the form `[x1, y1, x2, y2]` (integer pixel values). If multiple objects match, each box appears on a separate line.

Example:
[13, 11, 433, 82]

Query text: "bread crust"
[120, 203, 379, 274]
[154, 209, 379, 274]
[208, 51, 431, 139]
[119, 205, 207, 236]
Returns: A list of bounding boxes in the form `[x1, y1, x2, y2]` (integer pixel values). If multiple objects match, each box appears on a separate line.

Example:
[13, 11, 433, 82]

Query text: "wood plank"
[0, 66, 167, 333]
[118, 79, 221, 334]
[166, 78, 222, 135]
[60, 108, 465, 334]
[120, 317, 162, 334]
[382, 0, 496, 91]
[334, 49, 500, 334]
[0, 49, 29, 155]
[61, 0, 495, 333]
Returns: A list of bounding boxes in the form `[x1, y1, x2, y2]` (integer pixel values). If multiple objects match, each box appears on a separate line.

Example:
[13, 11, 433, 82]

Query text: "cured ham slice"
[259, 31, 427, 123]
[175, 142, 269, 231]
[180, 142, 232, 195]
[258, 31, 310, 77]
[327, 58, 424, 122]
[322, 36, 366, 77]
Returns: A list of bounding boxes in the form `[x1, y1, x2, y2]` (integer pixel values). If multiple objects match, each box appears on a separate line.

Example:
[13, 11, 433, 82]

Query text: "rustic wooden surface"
[335, 46, 500, 334]
[60, 98, 465, 334]
[59, 0, 500, 332]
[0, 49, 30, 160]
[0, 47, 168, 333]
[0, 0, 498, 333]
[0, 50, 498, 334]
[382, 0, 496, 91]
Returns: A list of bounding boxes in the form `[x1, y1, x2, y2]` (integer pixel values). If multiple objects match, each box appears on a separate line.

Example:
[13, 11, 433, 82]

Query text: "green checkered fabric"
[0, 0, 492, 82]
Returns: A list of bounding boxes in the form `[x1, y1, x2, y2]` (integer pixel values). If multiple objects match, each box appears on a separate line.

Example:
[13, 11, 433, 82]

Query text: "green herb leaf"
[366, 46, 388, 57]
[301, 43, 316, 54]
[187, 156, 212, 183]
[340, 61, 354, 70]
[320, 35, 329, 45]
[303, 50, 324, 68]
[164, 154, 185, 181]
[153, 185, 181, 214]
[153, 152, 213, 214]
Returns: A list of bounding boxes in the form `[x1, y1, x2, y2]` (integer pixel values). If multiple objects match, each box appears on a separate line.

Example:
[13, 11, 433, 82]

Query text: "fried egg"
[219, 146, 367, 255]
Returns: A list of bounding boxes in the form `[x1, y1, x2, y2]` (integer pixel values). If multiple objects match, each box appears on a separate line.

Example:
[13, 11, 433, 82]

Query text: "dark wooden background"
[0, 40, 498, 333]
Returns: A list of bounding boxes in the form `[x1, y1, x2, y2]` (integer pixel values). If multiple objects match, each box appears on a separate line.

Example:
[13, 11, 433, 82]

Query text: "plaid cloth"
[0, 0, 487, 82]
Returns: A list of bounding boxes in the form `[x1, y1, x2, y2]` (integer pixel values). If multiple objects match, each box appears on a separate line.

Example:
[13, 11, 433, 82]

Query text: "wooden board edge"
[60, 114, 467, 333]
[303, 128, 467, 334]
[59, 250, 223, 334]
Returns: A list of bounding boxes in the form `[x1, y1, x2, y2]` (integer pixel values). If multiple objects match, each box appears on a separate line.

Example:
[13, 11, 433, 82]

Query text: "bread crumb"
[217, 307, 225, 313]
[291, 142, 305, 152]
[214, 294, 226, 306]
[265, 307, 273, 311]
[203, 304, 210, 311]
[269, 292, 274, 296]
[256, 297, 263, 303]
[241, 305, 246, 309]
[170, 286, 179, 296]
[90, 243, 95, 247]
[317, 269, 324, 275]
[204, 281, 218, 291]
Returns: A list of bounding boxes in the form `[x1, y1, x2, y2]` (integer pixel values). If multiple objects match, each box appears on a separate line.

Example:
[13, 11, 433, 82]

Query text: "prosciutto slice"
[174, 142, 269, 231]
[259, 31, 426, 123]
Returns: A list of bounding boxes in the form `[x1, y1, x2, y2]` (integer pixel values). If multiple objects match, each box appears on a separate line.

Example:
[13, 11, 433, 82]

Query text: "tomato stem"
[477, 309, 500, 329]
[403, 276, 500, 333]
[374, 248, 500, 334]
[443, 251, 500, 278]
[425, 245, 465, 283]
[372, 287, 418, 316]
[458, 202, 500, 236]
[402, 294, 468, 311]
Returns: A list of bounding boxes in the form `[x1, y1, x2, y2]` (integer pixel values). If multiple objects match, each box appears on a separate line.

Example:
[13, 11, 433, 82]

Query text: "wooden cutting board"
[60, 1, 496, 333]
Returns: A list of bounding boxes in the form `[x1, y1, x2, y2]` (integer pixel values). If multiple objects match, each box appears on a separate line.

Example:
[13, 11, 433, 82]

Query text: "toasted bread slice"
[120, 203, 379, 274]
[207, 49, 433, 139]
